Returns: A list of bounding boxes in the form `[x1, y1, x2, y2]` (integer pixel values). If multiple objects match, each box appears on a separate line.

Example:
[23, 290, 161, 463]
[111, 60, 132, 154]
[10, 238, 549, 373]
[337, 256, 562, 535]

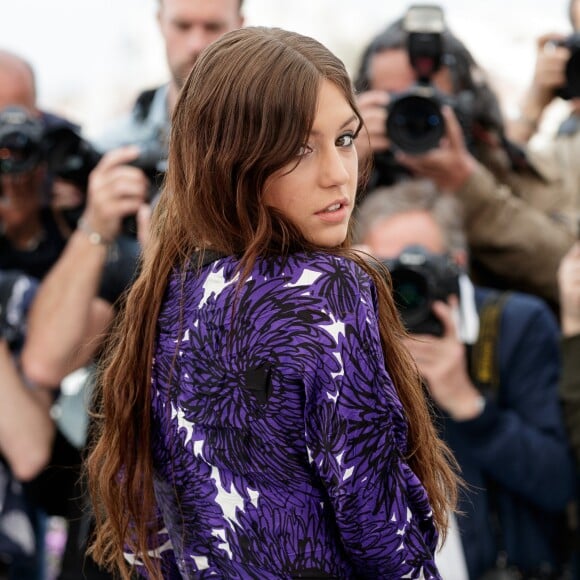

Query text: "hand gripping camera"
[382, 245, 460, 336]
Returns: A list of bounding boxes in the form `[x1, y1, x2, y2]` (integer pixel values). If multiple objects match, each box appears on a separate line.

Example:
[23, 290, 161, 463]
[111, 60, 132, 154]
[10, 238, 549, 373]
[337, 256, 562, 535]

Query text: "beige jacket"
[456, 142, 576, 307]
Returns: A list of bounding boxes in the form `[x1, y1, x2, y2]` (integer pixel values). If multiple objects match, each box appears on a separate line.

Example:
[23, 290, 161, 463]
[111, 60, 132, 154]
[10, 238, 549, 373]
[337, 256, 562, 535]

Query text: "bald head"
[0, 50, 36, 112]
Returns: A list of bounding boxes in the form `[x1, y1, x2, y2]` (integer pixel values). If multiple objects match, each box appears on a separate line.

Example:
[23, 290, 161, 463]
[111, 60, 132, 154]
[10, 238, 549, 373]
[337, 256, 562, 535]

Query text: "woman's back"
[148, 251, 440, 579]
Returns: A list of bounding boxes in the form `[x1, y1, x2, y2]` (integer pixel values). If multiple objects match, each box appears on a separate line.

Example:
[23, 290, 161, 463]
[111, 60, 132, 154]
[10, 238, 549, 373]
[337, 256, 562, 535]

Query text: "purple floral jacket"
[130, 252, 441, 579]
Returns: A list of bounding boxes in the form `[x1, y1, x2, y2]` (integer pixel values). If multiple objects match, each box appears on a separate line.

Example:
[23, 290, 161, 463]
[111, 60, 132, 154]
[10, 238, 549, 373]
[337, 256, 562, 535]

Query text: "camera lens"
[0, 130, 41, 174]
[387, 94, 445, 154]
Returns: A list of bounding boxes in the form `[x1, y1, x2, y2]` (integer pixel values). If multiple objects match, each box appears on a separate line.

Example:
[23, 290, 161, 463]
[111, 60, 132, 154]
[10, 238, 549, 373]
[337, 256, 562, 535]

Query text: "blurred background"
[1, 0, 571, 138]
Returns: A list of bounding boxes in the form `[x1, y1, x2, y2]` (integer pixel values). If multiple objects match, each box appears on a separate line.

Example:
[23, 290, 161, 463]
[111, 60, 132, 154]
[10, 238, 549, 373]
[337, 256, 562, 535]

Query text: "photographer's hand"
[354, 90, 391, 163]
[80, 145, 150, 243]
[403, 297, 484, 421]
[395, 106, 477, 192]
[507, 33, 569, 144]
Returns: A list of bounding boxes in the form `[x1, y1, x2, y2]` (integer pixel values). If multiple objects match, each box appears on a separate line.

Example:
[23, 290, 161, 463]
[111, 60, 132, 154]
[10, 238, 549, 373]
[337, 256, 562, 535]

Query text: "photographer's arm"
[21, 230, 115, 388]
[21, 146, 149, 388]
[398, 107, 575, 305]
[0, 340, 55, 480]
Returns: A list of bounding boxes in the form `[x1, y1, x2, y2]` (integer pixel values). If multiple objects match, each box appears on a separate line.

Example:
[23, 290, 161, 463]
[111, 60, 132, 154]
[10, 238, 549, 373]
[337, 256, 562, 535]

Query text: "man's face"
[361, 209, 447, 260]
[158, 0, 243, 90]
[0, 65, 35, 112]
[368, 48, 454, 96]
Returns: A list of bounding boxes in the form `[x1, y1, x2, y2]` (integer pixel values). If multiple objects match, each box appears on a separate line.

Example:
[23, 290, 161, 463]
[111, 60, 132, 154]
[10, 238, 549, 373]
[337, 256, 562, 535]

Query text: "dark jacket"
[443, 286, 576, 579]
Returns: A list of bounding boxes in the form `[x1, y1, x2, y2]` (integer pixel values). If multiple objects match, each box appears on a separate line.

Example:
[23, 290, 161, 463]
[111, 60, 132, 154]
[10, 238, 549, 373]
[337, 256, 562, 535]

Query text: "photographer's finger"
[442, 106, 465, 151]
[93, 145, 142, 173]
[431, 299, 458, 339]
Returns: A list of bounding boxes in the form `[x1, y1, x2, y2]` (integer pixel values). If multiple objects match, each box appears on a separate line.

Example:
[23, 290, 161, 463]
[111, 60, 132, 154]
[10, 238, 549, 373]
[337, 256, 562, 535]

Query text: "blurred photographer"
[0, 50, 85, 280]
[354, 180, 576, 580]
[507, 0, 580, 145]
[354, 5, 577, 309]
[508, 0, 580, 218]
[23, 0, 245, 390]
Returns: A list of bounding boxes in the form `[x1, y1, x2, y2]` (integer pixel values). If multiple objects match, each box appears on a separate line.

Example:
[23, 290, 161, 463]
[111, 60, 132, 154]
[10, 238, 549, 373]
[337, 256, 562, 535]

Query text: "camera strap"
[468, 290, 512, 395]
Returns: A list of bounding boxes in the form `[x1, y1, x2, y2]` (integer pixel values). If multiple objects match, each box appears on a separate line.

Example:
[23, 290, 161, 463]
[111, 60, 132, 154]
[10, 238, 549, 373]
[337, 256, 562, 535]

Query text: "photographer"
[354, 180, 576, 579]
[0, 50, 85, 280]
[507, 0, 580, 144]
[354, 6, 577, 309]
[508, 0, 580, 218]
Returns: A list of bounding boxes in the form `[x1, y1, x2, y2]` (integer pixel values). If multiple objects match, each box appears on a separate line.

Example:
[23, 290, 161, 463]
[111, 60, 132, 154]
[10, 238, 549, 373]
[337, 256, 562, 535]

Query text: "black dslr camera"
[0, 106, 166, 193]
[0, 106, 167, 235]
[382, 245, 460, 336]
[555, 33, 580, 100]
[386, 4, 472, 154]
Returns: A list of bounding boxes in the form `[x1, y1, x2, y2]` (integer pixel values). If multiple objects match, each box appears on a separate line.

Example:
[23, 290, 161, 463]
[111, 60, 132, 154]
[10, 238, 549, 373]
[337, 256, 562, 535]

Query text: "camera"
[0, 105, 167, 236]
[382, 245, 460, 336]
[385, 5, 473, 155]
[0, 106, 167, 187]
[555, 33, 580, 100]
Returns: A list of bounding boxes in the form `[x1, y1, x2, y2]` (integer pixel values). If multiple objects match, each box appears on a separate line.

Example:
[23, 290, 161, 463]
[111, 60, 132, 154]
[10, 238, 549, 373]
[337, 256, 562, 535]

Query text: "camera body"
[385, 5, 473, 155]
[382, 244, 460, 336]
[0, 106, 167, 236]
[555, 33, 580, 100]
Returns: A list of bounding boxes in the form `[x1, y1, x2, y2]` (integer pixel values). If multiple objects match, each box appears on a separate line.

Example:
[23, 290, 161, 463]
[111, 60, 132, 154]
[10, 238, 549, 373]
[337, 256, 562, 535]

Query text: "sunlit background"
[2, 0, 572, 138]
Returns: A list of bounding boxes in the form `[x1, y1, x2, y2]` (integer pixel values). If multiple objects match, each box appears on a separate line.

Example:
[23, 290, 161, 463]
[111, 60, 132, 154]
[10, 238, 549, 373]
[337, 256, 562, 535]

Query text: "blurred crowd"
[2, 0, 580, 579]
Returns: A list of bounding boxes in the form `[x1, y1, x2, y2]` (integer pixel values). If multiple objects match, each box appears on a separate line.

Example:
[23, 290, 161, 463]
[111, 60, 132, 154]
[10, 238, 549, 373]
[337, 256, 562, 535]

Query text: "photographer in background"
[354, 180, 577, 579]
[506, 0, 580, 145]
[354, 5, 577, 309]
[0, 50, 84, 280]
[507, 0, 580, 215]
[23, 0, 245, 390]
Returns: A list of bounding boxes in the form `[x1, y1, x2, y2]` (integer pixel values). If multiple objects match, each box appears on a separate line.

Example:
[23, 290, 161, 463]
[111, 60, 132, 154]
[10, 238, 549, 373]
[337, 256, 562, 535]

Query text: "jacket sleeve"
[303, 271, 441, 580]
[559, 333, 580, 466]
[456, 162, 575, 305]
[449, 295, 576, 512]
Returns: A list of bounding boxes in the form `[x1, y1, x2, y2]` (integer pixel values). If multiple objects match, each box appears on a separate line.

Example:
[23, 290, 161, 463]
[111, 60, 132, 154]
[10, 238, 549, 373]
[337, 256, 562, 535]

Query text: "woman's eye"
[337, 133, 355, 147]
[297, 144, 314, 157]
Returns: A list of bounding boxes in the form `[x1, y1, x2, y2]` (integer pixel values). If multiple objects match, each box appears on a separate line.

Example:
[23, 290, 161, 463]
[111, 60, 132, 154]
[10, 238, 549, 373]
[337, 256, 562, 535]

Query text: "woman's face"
[263, 80, 359, 248]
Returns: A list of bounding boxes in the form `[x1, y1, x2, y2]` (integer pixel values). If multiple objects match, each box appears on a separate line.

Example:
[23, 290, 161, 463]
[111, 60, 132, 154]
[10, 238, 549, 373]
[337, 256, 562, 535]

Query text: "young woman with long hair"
[87, 26, 459, 579]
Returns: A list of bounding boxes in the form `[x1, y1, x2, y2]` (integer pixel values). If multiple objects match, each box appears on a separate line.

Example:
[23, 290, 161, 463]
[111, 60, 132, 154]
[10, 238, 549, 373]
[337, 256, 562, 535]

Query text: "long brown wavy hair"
[87, 26, 459, 579]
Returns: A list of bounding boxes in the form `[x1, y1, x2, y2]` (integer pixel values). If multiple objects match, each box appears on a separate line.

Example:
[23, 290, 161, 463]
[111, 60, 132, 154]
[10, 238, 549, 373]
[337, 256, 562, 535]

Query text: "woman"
[87, 27, 458, 579]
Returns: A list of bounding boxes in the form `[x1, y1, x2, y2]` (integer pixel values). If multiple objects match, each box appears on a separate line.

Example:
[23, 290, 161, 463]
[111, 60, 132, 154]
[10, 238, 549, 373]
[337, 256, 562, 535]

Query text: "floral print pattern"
[134, 252, 440, 579]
